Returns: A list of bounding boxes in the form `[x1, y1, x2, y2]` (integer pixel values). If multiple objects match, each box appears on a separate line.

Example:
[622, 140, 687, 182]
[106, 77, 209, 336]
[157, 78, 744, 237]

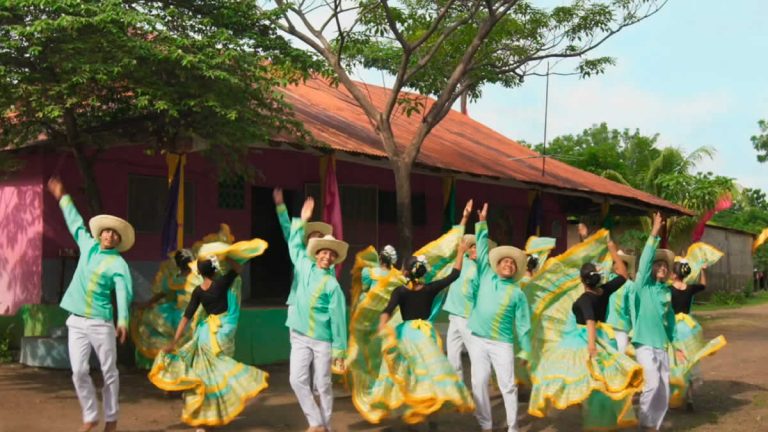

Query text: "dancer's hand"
[460, 199, 473, 225]
[116, 326, 128, 344]
[578, 223, 589, 241]
[273, 187, 284, 205]
[333, 358, 346, 373]
[675, 349, 687, 363]
[651, 212, 663, 237]
[301, 197, 315, 221]
[588, 344, 598, 359]
[163, 342, 176, 353]
[458, 238, 469, 255]
[477, 203, 488, 222]
[47, 176, 65, 201]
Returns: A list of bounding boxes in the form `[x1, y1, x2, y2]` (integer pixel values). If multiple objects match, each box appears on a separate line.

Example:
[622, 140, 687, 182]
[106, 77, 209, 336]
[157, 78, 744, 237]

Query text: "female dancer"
[668, 261, 726, 411]
[372, 236, 475, 425]
[355, 245, 397, 309]
[346, 201, 472, 426]
[149, 240, 269, 430]
[528, 233, 643, 431]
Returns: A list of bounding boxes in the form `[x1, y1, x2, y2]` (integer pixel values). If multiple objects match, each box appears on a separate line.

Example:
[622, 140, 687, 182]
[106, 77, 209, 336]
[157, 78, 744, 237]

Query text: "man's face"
[653, 260, 669, 281]
[315, 249, 338, 270]
[468, 244, 477, 260]
[99, 228, 121, 250]
[497, 257, 517, 279]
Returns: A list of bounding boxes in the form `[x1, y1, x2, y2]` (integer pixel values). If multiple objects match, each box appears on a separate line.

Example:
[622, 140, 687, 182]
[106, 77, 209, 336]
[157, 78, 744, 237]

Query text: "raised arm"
[636, 212, 663, 287]
[287, 197, 314, 266]
[475, 203, 491, 277]
[425, 239, 468, 294]
[273, 188, 291, 242]
[48, 177, 94, 250]
[608, 239, 628, 279]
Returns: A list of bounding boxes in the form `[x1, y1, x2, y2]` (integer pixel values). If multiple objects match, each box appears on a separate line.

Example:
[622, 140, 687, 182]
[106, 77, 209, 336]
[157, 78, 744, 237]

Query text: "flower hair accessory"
[381, 245, 398, 263]
[209, 255, 221, 273]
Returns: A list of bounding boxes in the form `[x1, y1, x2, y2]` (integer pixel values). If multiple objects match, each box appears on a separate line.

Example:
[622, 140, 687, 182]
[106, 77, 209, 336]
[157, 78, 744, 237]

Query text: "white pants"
[446, 315, 472, 380]
[636, 345, 670, 430]
[66, 315, 119, 423]
[614, 330, 629, 354]
[469, 334, 519, 432]
[289, 330, 333, 430]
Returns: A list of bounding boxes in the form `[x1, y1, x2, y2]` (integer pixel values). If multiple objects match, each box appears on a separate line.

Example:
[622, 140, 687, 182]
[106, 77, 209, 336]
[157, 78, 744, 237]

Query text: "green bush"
[0, 324, 14, 364]
[710, 290, 747, 306]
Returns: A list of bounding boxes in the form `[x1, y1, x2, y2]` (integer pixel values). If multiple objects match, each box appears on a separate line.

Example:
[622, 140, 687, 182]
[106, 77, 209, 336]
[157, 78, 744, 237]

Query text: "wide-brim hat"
[89, 215, 135, 252]
[489, 245, 526, 281]
[462, 234, 497, 250]
[307, 235, 348, 265]
[654, 248, 675, 270]
[617, 250, 637, 278]
[305, 222, 333, 242]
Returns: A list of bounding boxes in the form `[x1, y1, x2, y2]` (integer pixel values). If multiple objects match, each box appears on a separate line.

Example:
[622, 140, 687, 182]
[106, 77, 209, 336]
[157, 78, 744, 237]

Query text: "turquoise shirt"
[467, 221, 532, 358]
[276, 203, 299, 306]
[58, 195, 133, 327]
[360, 266, 388, 304]
[631, 236, 676, 350]
[442, 257, 478, 318]
[285, 218, 348, 358]
[605, 272, 634, 332]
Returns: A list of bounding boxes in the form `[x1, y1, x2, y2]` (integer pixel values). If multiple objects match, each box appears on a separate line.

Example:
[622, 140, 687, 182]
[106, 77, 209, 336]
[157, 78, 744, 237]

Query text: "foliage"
[0, 0, 319, 181]
[708, 290, 747, 307]
[270, 0, 666, 250]
[751, 119, 768, 163]
[0, 324, 14, 364]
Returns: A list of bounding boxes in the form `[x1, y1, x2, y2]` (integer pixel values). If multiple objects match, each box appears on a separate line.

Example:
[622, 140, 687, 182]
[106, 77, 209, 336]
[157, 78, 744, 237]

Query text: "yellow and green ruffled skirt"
[529, 316, 643, 431]
[668, 313, 726, 408]
[368, 320, 474, 424]
[148, 279, 268, 427]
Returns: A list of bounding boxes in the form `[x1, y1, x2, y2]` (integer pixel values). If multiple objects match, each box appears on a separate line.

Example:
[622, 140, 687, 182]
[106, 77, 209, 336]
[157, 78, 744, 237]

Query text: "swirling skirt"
[367, 319, 475, 424]
[529, 319, 643, 431]
[668, 313, 727, 408]
[148, 312, 269, 426]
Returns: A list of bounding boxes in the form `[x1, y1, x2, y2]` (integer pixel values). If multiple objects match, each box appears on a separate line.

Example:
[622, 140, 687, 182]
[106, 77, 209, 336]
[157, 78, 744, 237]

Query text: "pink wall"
[0, 152, 44, 315]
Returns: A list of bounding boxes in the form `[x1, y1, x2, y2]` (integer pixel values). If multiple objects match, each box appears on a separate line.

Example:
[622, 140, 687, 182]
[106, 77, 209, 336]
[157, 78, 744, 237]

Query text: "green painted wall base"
[233, 307, 290, 365]
[0, 304, 69, 349]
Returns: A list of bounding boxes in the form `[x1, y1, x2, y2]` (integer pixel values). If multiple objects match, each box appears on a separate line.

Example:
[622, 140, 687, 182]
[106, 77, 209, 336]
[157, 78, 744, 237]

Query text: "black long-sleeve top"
[670, 283, 706, 314]
[184, 271, 238, 319]
[572, 275, 627, 325]
[383, 268, 461, 321]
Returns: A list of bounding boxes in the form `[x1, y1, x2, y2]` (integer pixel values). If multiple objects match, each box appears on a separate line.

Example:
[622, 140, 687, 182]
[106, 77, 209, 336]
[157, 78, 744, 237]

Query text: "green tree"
[751, 119, 768, 163]
[0, 0, 316, 213]
[268, 0, 666, 251]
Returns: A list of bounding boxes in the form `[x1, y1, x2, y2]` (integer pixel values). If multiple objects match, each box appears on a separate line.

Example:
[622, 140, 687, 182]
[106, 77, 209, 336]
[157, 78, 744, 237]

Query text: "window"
[377, 190, 427, 226]
[127, 175, 194, 235]
[218, 176, 245, 209]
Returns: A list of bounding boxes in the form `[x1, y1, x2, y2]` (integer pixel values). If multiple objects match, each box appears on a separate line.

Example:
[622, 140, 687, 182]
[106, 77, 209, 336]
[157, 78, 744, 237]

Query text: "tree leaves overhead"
[751, 119, 768, 163]
[0, 0, 320, 178]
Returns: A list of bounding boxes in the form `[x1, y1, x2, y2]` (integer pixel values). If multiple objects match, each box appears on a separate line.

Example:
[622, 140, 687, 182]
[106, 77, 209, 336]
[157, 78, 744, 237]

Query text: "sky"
[341, 0, 767, 192]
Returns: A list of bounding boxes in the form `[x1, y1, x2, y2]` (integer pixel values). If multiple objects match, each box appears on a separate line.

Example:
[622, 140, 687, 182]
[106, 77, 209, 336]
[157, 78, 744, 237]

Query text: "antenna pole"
[542, 62, 550, 176]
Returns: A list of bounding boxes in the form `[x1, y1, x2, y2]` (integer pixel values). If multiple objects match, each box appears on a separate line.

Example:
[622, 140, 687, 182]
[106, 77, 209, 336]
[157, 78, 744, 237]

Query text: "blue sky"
[463, 0, 768, 192]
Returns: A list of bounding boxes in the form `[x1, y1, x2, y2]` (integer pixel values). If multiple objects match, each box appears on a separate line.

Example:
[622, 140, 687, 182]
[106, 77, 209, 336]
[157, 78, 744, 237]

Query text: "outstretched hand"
[116, 326, 128, 345]
[651, 212, 664, 237]
[460, 199, 473, 224]
[300, 197, 315, 221]
[477, 202, 488, 222]
[47, 176, 65, 201]
[272, 188, 284, 205]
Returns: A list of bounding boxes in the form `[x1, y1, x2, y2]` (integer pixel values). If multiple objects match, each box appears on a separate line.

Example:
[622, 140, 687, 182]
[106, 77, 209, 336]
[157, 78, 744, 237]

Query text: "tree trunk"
[63, 108, 102, 215]
[392, 159, 414, 255]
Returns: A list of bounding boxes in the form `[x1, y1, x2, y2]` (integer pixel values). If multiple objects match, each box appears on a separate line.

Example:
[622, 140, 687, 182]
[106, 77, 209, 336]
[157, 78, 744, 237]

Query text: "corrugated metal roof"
[282, 78, 691, 215]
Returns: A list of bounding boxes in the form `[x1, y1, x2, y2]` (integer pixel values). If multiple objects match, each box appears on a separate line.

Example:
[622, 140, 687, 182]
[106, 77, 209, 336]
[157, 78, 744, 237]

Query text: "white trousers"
[446, 315, 472, 380]
[614, 330, 629, 354]
[66, 315, 119, 423]
[468, 334, 519, 432]
[636, 345, 670, 430]
[289, 330, 333, 430]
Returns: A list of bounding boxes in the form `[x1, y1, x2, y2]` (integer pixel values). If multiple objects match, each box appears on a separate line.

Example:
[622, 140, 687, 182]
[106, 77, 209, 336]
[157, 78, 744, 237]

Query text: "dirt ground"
[1, 303, 767, 432]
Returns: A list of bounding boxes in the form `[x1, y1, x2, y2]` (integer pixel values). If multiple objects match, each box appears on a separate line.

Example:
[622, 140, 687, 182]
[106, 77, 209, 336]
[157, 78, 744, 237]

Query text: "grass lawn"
[694, 290, 768, 312]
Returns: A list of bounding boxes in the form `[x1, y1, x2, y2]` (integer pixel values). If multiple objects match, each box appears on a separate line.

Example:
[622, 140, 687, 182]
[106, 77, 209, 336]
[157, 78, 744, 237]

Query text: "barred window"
[218, 177, 245, 209]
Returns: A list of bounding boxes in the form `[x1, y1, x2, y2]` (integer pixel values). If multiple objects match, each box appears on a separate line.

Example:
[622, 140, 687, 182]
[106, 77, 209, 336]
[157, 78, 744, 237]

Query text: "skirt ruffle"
[529, 320, 642, 430]
[368, 320, 474, 424]
[668, 313, 727, 408]
[148, 312, 268, 426]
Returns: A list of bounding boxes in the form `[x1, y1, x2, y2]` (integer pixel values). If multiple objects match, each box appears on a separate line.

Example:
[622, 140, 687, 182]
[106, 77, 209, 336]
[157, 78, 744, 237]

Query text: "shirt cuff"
[59, 194, 73, 208]
[332, 348, 346, 359]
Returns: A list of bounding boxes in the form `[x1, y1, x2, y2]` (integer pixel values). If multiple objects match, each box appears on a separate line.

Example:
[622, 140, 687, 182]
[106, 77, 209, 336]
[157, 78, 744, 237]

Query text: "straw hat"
[617, 250, 637, 278]
[654, 248, 675, 270]
[305, 222, 333, 242]
[89, 215, 135, 252]
[462, 234, 497, 250]
[307, 235, 348, 265]
[489, 245, 526, 281]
